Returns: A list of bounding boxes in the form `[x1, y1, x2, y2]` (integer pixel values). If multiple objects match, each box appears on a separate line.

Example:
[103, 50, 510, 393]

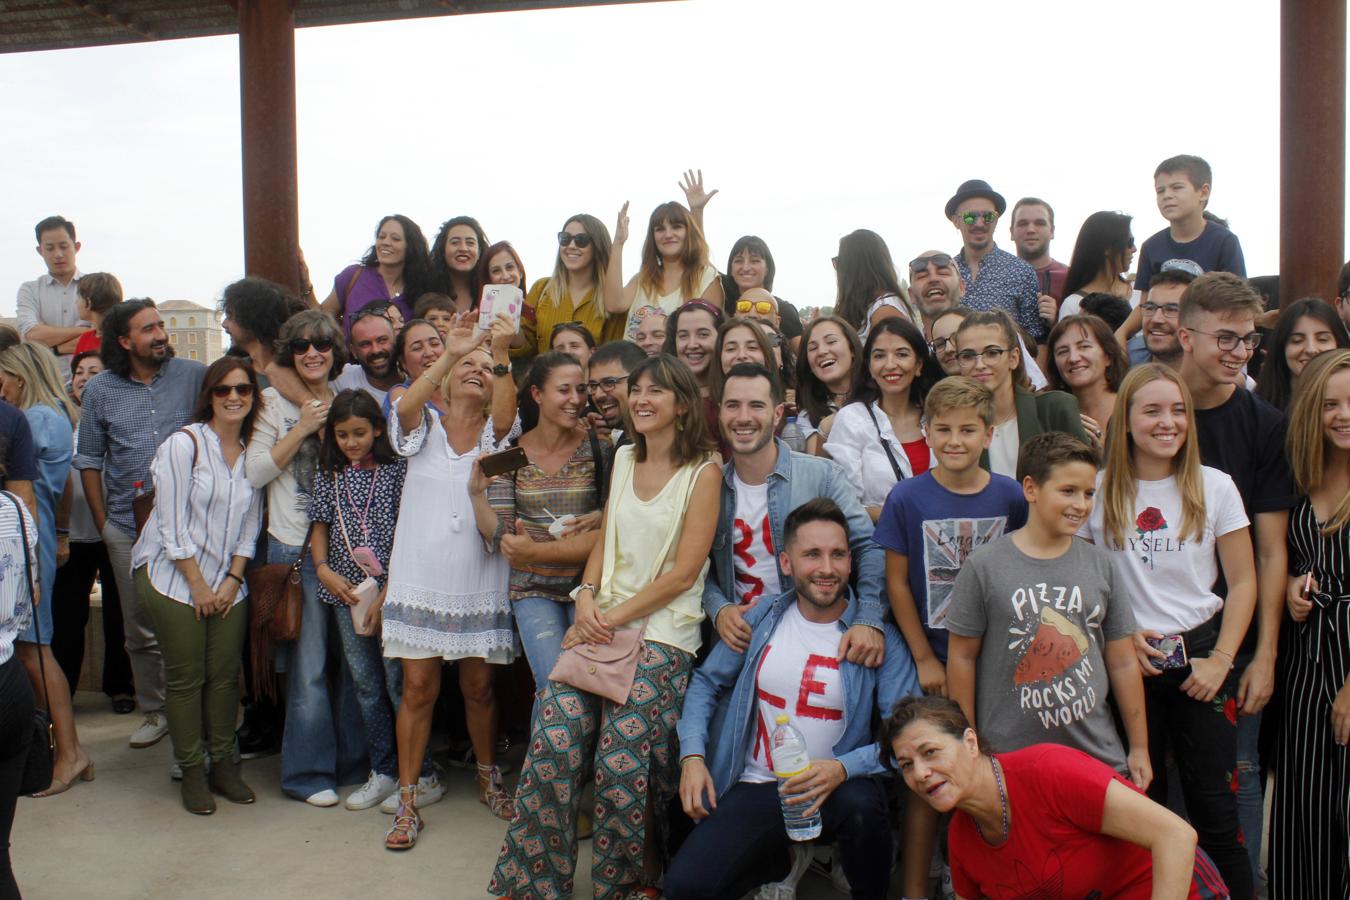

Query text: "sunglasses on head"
[211, 383, 255, 399]
[909, 253, 954, 274]
[290, 338, 334, 355]
[736, 299, 775, 316]
[958, 211, 997, 225]
[557, 232, 593, 249]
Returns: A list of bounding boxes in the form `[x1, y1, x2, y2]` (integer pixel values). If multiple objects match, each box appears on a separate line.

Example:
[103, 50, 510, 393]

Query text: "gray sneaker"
[130, 712, 169, 748]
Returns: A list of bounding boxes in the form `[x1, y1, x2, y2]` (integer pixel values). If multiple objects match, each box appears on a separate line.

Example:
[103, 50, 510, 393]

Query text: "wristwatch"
[492, 363, 511, 378]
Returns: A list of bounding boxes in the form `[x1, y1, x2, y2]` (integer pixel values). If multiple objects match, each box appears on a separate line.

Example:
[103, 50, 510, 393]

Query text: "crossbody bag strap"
[7, 492, 50, 716]
[864, 403, 905, 482]
[588, 429, 608, 509]
[331, 470, 370, 577]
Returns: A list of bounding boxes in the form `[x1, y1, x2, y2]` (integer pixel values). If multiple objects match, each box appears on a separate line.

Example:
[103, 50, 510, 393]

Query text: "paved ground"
[13, 692, 846, 899]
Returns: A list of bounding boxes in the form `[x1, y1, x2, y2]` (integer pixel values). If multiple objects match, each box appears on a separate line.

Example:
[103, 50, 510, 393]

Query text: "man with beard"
[666, 496, 917, 900]
[704, 364, 884, 666]
[584, 338, 646, 447]
[946, 180, 1046, 345]
[76, 300, 206, 751]
[906, 250, 962, 340]
[1123, 263, 1198, 367]
[333, 304, 400, 406]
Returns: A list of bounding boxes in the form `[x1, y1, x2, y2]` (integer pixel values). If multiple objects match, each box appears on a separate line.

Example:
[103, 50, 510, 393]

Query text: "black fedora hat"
[945, 179, 1007, 218]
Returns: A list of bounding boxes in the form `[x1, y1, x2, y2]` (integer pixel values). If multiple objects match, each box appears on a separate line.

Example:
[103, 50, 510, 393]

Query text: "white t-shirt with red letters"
[732, 475, 781, 608]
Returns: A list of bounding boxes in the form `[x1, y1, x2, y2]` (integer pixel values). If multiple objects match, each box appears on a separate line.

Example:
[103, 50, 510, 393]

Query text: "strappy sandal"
[477, 763, 514, 821]
[384, 787, 423, 851]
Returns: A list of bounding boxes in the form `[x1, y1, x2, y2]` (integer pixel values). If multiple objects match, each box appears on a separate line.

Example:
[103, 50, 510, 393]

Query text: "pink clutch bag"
[548, 626, 646, 705]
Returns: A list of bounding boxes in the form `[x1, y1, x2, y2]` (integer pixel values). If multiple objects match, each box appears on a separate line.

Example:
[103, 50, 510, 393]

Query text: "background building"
[160, 298, 224, 363]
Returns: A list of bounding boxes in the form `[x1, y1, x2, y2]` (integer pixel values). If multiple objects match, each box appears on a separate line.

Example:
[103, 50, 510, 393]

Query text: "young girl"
[1080, 363, 1256, 900]
[307, 389, 419, 814]
[548, 322, 596, 375]
[480, 241, 527, 291]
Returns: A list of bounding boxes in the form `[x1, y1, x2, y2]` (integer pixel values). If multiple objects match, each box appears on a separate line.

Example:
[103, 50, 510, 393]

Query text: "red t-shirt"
[949, 744, 1217, 900]
[73, 329, 99, 356]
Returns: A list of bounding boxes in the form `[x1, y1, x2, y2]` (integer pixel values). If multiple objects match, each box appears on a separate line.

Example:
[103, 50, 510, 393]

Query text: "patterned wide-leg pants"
[489, 641, 694, 900]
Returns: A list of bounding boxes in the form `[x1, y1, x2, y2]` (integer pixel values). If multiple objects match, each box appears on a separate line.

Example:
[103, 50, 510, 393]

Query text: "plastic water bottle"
[780, 416, 805, 453]
[770, 714, 821, 840]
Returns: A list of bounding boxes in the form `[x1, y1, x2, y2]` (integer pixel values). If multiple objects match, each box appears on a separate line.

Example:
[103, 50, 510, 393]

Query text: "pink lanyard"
[343, 465, 379, 539]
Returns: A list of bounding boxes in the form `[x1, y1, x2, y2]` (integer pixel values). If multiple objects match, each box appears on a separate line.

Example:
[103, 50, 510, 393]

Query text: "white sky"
[0, 0, 1309, 322]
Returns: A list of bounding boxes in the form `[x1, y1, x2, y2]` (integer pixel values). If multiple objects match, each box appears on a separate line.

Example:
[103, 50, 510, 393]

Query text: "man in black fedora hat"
[945, 179, 1046, 345]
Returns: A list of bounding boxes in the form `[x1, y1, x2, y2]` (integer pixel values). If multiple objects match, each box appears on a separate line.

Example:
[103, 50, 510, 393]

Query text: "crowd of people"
[3, 154, 1350, 900]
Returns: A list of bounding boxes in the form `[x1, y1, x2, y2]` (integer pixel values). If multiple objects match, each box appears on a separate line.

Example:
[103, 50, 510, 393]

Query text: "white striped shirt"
[131, 423, 263, 607]
[0, 492, 38, 665]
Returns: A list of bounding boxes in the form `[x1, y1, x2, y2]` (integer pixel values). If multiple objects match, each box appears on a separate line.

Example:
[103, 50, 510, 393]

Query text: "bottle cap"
[775, 714, 789, 725]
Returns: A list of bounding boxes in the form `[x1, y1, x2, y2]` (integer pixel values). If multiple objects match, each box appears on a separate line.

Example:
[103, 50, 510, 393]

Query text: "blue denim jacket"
[677, 587, 919, 800]
[702, 439, 886, 631]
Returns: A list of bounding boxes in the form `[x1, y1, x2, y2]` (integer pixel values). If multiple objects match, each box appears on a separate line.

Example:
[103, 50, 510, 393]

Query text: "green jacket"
[980, 385, 1088, 472]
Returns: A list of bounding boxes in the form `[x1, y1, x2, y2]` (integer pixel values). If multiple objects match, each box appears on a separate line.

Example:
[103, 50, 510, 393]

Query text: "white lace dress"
[383, 398, 520, 662]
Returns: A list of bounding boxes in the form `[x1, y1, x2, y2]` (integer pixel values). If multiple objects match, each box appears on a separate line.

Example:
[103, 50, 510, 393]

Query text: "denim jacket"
[702, 439, 886, 632]
[677, 587, 919, 800]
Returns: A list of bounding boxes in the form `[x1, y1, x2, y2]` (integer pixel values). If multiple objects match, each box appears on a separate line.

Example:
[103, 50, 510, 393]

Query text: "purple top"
[334, 263, 412, 334]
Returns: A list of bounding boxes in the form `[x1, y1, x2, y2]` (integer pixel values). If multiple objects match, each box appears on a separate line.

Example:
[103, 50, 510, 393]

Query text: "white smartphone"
[478, 284, 524, 332]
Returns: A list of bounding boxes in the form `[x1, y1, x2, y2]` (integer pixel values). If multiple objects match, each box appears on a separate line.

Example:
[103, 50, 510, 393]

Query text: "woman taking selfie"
[490, 355, 720, 900]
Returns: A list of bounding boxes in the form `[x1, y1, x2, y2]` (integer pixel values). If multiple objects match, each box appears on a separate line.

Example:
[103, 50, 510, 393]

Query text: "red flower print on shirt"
[1136, 507, 1166, 533]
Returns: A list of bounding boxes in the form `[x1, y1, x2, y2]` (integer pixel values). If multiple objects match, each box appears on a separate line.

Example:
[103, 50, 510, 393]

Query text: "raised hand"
[614, 201, 630, 244]
[444, 311, 488, 361]
[679, 169, 719, 212]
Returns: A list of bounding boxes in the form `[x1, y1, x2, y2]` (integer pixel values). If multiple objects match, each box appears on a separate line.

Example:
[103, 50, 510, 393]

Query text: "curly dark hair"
[220, 277, 304, 348]
[429, 216, 490, 308]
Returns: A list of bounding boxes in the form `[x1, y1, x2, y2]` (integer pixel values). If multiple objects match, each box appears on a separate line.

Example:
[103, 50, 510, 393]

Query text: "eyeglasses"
[1140, 302, 1180, 319]
[955, 346, 1012, 368]
[557, 232, 593, 249]
[586, 376, 624, 394]
[928, 336, 955, 355]
[290, 338, 334, 355]
[958, 211, 998, 225]
[736, 299, 775, 316]
[1186, 328, 1263, 352]
[210, 383, 255, 399]
[909, 253, 954, 274]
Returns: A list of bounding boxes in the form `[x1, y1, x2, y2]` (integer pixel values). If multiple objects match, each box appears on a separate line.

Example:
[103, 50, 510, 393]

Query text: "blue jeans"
[1236, 710, 1263, 880]
[272, 537, 369, 799]
[513, 595, 575, 695]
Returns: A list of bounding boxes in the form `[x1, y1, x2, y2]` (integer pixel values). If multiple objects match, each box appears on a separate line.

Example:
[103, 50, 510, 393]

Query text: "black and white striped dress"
[1270, 497, 1350, 899]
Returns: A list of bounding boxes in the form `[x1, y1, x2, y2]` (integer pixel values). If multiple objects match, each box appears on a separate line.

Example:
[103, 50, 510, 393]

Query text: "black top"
[1195, 388, 1296, 518]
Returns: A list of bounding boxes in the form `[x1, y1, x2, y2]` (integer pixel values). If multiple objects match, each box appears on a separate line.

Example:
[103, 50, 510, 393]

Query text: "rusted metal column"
[238, 0, 300, 293]
[1281, 0, 1346, 307]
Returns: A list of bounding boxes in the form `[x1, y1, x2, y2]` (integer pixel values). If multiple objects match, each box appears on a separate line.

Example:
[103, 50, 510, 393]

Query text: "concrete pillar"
[238, 0, 301, 293]
[1280, 0, 1346, 307]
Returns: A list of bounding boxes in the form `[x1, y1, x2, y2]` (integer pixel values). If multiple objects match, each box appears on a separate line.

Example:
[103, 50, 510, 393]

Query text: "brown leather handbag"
[132, 428, 199, 538]
[246, 525, 312, 699]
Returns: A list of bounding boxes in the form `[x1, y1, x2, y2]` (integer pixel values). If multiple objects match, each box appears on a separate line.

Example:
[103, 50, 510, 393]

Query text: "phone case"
[478, 285, 524, 331]
[479, 446, 529, 477]
[1146, 634, 1189, 670]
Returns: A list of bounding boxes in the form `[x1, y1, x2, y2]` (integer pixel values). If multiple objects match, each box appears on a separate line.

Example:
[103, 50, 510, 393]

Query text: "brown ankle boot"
[209, 758, 256, 804]
[181, 765, 216, 815]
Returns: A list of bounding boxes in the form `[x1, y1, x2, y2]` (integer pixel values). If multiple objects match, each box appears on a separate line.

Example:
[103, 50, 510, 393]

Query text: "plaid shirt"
[74, 356, 207, 536]
[955, 245, 1047, 342]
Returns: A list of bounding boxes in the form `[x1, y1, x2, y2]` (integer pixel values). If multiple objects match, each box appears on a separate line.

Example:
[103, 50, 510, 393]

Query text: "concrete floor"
[12, 692, 845, 900]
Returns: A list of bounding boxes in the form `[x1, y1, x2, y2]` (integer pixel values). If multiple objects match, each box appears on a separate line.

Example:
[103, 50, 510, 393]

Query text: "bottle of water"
[780, 416, 805, 453]
[770, 714, 822, 841]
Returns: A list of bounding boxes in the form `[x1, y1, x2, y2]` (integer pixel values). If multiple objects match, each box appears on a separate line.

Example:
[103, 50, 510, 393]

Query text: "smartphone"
[478, 284, 524, 332]
[1145, 634, 1189, 670]
[479, 446, 529, 478]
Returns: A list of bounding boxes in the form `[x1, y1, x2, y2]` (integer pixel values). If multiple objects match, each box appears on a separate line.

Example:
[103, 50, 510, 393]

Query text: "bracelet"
[313, 558, 328, 570]
[1210, 647, 1234, 661]
[223, 572, 243, 586]
[421, 372, 440, 388]
[56, 528, 69, 536]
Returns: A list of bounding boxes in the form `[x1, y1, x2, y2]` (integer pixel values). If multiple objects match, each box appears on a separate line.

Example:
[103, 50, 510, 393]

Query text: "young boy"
[412, 291, 456, 339]
[1135, 154, 1246, 296]
[945, 432, 1150, 787]
[873, 375, 1028, 900]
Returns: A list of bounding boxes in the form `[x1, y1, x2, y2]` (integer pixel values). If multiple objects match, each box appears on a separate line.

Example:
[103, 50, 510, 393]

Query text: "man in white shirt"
[333, 306, 400, 406]
[16, 216, 87, 355]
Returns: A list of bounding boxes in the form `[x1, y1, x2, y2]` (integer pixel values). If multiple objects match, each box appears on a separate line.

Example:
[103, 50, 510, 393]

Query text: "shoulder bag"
[11, 491, 54, 795]
[245, 523, 312, 700]
[864, 403, 906, 483]
[131, 427, 199, 538]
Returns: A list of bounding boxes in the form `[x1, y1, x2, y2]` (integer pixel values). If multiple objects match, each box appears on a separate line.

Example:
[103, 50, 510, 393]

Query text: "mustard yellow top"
[512, 277, 625, 359]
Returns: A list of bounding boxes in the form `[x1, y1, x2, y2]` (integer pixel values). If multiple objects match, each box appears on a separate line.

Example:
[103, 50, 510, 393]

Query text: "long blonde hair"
[1287, 349, 1350, 533]
[1099, 364, 1205, 549]
[0, 343, 79, 426]
[544, 214, 612, 311]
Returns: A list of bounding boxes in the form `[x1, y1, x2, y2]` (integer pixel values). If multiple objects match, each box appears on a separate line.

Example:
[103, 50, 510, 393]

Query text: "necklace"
[976, 755, 1010, 844]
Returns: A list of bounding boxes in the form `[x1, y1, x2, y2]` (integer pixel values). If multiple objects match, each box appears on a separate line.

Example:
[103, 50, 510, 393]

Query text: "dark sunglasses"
[211, 383, 255, 399]
[290, 338, 334, 355]
[557, 232, 594, 249]
[909, 253, 954, 274]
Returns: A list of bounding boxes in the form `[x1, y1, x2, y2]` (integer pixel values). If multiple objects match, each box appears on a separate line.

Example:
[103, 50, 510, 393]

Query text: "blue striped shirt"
[73, 357, 206, 536]
[0, 492, 38, 665]
[130, 423, 263, 607]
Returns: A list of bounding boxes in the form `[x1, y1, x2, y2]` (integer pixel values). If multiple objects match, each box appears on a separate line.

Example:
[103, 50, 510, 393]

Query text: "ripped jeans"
[513, 595, 577, 696]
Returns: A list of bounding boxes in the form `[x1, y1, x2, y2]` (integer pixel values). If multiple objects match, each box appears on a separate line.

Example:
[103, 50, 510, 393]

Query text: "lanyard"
[343, 464, 379, 538]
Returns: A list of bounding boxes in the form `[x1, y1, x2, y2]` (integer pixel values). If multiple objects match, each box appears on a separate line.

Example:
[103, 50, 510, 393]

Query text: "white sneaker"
[345, 771, 398, 811]
[379, 773, 445, 814]
[306, 789, 340, 808]
[130, 712, 169, 748]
